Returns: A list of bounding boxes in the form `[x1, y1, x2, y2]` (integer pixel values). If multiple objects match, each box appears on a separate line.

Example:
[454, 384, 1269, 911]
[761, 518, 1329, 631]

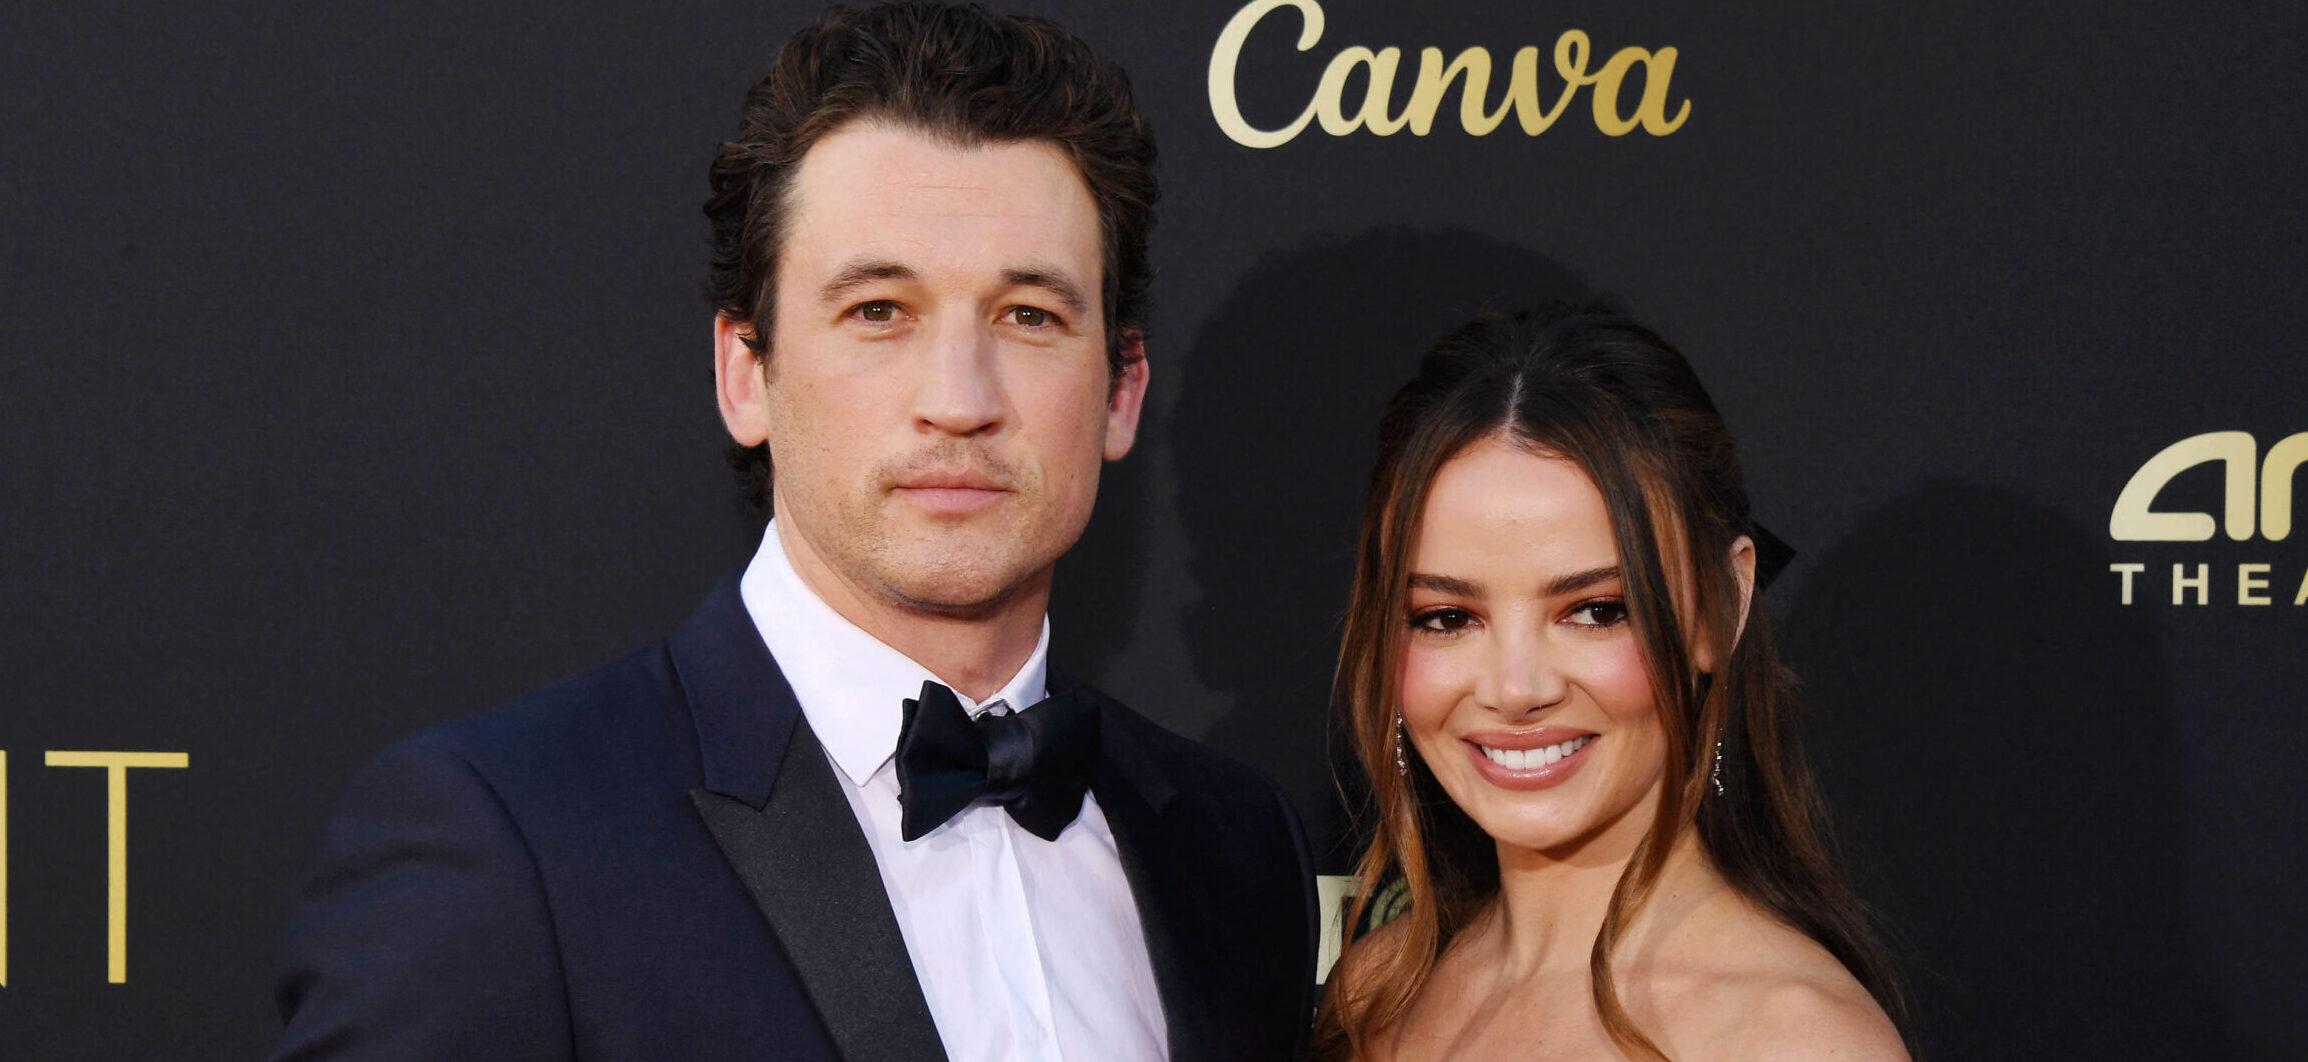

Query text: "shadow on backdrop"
[1781, 480, 2225, 1059]
[1051, 405, 1153, 682]
[1166, 228, 1592, 870]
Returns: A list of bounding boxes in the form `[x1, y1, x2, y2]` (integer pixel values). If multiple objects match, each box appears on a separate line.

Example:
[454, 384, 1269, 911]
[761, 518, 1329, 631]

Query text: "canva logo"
[2107, 431, 2307, 606]
[1208, 0, 1690, 149]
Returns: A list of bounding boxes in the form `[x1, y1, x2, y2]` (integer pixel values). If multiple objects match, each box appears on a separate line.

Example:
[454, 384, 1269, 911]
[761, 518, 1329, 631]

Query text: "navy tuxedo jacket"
[273, 578, 1317, 1061]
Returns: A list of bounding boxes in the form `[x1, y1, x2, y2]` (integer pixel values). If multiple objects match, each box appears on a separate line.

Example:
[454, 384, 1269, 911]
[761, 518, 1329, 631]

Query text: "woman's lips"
[1462, 732, 1598, 790]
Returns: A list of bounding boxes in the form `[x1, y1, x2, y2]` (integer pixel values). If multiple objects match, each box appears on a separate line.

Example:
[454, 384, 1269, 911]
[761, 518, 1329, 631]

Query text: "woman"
[1315, 305, 1912, 1060]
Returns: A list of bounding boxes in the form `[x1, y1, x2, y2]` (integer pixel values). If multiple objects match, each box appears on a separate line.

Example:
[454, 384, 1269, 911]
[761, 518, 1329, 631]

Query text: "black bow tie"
[894, 680, 1100, 842]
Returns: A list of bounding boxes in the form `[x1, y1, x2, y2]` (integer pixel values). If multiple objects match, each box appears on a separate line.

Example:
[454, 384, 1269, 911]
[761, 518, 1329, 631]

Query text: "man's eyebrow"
[1408, 572, 1482, 597]
[1001, 267, 1090, 317]
[819, 259, 917, 304]
[1543, 565, 1621, 597]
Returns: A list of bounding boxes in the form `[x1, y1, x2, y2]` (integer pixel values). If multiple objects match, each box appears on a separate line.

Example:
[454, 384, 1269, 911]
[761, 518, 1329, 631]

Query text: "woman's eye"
[853, 300, 899, 323]
[1567, 599, 1629, 628]
[1411, 607, 1475, 634]
[1006, 305, 1058, 328]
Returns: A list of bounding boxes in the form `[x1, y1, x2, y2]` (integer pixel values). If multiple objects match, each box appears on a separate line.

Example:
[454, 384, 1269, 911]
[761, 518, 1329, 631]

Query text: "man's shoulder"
[1080, 684, 1271, 784]
[1068, 676, 1297, 829]
[369, 638, 692, 803]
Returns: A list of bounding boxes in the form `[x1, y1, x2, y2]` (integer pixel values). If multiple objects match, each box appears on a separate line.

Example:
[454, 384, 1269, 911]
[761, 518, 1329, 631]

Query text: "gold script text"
[1209, 0, 1691, 148]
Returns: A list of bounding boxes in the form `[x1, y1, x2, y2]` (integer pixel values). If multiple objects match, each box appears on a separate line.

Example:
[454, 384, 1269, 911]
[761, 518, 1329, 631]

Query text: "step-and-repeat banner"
[4, 1, 2300, 1057]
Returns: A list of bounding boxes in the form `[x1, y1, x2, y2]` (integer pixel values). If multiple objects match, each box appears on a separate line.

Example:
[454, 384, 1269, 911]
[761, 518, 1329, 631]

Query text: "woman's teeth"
[1480, 735, 1593, 769]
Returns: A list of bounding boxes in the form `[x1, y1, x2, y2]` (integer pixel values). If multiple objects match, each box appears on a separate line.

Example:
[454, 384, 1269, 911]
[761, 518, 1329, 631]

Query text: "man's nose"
[911, 313, 1006, 436]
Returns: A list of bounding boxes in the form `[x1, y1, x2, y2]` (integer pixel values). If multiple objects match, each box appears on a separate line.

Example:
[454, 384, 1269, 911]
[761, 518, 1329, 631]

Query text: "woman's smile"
[1462, 729, 1599, 790]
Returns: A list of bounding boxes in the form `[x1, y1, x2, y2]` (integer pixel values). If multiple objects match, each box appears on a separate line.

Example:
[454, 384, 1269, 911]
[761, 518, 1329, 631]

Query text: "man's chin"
[870, 549, 1041, 617]
[879, 578, 1019, 619]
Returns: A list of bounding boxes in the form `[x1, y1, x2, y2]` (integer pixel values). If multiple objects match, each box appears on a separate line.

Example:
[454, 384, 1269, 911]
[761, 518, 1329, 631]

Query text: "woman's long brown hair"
[1312, 306, 1912, 1059]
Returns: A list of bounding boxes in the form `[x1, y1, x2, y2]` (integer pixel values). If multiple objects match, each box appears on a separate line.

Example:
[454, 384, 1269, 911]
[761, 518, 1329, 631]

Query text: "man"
[270, 3, 1317, 1060]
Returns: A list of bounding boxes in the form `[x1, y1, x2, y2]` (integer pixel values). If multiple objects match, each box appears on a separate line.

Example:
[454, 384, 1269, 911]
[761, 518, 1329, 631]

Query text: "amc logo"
[2110, 431, 2308, 542]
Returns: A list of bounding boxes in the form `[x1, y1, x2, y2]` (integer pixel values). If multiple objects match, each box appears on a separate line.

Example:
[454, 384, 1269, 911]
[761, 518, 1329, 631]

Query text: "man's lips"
[891, 475, 1009, 515]
[896, 472, 1006, 491]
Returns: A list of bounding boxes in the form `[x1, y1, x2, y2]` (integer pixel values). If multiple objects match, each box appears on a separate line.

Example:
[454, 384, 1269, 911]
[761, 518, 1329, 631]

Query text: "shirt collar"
[738, 520, 1051, 788]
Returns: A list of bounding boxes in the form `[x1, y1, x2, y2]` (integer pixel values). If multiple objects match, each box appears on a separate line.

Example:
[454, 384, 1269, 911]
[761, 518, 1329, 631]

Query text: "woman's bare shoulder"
[1652, 899, 1908, 1060]
[1718, 972, 1907, 1060]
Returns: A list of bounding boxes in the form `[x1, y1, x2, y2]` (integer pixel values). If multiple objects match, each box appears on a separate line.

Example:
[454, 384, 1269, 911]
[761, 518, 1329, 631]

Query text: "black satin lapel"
[691, 722, 947, 1062]
[1094, 768, 1224, 1062]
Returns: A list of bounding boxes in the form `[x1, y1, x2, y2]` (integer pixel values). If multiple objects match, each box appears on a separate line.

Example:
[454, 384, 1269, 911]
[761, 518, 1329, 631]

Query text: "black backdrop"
[4, 1, 2303, 1058]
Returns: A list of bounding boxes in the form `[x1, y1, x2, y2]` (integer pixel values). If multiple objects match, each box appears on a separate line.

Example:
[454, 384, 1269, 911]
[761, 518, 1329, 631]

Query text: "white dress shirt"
[739, 522, 1168, 1062]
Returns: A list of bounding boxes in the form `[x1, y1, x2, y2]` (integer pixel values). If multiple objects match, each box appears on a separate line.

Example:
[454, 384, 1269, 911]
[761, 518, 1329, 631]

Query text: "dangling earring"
[1394, 714, 1410, 778]
[1699, 672, 1727, 797]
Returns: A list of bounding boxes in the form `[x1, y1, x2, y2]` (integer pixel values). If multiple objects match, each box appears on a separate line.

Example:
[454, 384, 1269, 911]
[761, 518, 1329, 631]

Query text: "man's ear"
[1696, 535, 1758, 673]
[1102, 330, 1150, 462]
[714, 314, 769, 446]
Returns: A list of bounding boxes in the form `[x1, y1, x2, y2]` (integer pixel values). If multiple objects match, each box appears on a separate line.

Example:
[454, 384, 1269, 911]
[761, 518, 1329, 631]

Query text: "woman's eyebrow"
[1544, 565, 1621, 597]
[1408, 572, 1481, 596]
[1409, 566, 1621, 598]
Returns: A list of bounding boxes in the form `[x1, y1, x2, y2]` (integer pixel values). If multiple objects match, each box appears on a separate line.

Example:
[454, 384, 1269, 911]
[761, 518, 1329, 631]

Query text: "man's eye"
[1006, 305, 1058, 328]
[854, 300, 899, 323]
[1410, 607, 1474, 634]
[1567, 599, 1629, 628]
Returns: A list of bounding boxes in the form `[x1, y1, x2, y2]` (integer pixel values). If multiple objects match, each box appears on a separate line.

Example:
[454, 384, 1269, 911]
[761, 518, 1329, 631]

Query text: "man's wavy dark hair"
[703, 0, 1159, 508]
